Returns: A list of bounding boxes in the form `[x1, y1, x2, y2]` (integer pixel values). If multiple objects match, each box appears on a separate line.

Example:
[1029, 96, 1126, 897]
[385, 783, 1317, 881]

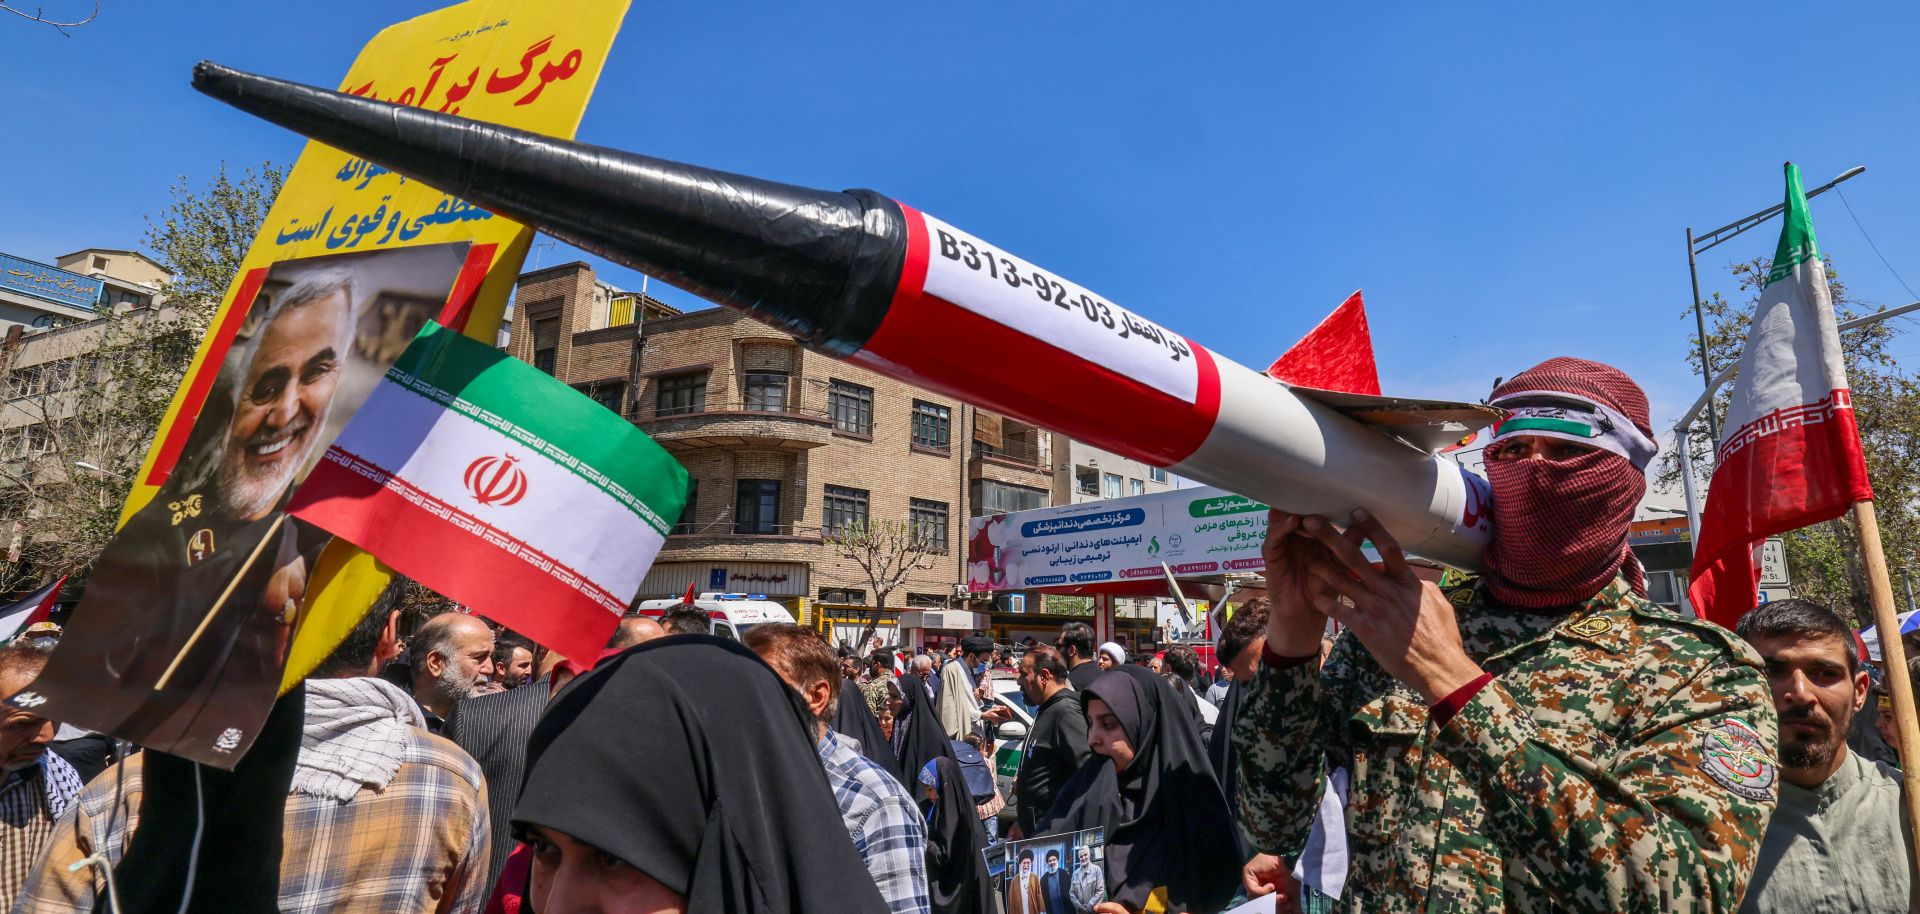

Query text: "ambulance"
[632, 592, 799, 642]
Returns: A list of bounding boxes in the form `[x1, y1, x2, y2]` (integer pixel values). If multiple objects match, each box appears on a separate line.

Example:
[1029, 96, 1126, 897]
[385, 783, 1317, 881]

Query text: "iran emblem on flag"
[289, 322, 688, 661]
[1688, 164, 1874, 628]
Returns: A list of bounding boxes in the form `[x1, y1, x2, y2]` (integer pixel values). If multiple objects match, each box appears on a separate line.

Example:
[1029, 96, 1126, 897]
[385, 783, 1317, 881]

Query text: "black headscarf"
[515, 636, 888, 914]
[834, 677, 904, 784]
[918, 756, 993, 914]
[1206, 680, 1252, 860]
[1034, 666, 1241, 914]
[893, 669, 953, 787]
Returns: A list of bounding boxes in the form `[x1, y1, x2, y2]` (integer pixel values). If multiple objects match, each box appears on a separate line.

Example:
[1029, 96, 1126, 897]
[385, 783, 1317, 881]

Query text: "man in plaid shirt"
[749, 625, 930, 914]
[14, 586, 490, 914]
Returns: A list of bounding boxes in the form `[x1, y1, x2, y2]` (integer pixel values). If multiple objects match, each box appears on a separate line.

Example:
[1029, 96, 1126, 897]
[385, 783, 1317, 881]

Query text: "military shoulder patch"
[1448, 587, 1476, 607]
[1568, 615, 1614, 638]
[1699, 718, 1776, 802]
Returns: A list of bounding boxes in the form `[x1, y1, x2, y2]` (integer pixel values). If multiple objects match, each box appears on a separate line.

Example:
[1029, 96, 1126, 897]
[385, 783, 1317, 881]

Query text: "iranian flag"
[1689, 163, 1873, 628]
[289, 322, 688, 662]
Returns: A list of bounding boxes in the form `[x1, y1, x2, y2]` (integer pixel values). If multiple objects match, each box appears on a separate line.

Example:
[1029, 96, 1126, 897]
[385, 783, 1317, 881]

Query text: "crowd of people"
[0, 356, 1909, 913]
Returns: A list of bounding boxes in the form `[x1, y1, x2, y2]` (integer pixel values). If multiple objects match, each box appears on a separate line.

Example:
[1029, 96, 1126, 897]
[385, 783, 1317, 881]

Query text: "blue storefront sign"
[0, 253, 101, 310]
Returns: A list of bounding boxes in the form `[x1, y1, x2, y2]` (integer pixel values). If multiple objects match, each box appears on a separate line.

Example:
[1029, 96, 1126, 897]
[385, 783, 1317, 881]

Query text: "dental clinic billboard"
[967, 486, 1270, 592]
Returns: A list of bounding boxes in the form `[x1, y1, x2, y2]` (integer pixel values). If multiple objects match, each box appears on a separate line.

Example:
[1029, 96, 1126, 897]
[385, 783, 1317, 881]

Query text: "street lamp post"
[1684, 165, 1866, 447]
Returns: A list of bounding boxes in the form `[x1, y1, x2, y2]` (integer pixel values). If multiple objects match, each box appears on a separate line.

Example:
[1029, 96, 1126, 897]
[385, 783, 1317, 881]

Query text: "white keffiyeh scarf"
[293, 677, 428, 803]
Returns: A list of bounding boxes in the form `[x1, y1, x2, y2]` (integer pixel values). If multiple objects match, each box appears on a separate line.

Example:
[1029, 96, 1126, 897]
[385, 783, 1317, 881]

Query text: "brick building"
[507, 262, 1064, 647]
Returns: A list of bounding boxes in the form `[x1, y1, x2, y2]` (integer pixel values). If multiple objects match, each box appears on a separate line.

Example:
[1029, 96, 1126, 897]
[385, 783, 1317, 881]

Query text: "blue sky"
[6, 2, 1918, 438]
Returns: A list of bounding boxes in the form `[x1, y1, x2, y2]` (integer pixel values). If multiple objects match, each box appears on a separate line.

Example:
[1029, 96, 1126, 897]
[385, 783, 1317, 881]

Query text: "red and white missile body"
[851, 212, 1493, 569]
[193, 62, 1497, 569]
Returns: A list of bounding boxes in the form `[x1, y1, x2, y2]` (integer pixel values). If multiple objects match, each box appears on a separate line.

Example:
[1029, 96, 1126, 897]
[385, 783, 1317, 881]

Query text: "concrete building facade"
[2, 248, 171, 463]
[0, 248, 164, 335]
[1052, 436, 1173, 505]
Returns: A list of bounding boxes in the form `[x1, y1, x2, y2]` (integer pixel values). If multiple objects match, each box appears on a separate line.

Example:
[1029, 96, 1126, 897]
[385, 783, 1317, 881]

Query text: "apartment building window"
[735, 479, 781, 534]
[672, 479, 699, 534]
[531, 317, 559, 376]
[910, 498, 949, 553]
[656, 372, 707, 416]
[971, 480, 1048, 517]
[1102, 473, 1123, 499]
[744, 371, 789, 411]
[828, 380, 873, 437]
[824, 485, 870, 537]
[38, 360, 74, 394]
[906, 593, 947, 609]
[25, 424, 51, 454]
[911, 400, 951, 451]
[8, 364, 43, 399]
[92, 256, 107, 271]
[819, 587, 867, 605]
[1075, 467, 1099, 496]
[1149, 466, 1169, 483]
[578, 383, 626, 416]
[1128, 478, 1145, 497]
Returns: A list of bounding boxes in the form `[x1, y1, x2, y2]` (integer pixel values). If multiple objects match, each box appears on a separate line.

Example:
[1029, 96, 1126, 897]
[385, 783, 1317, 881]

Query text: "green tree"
[0, 162, 284, 595]
[1663, 257, 1920, 624]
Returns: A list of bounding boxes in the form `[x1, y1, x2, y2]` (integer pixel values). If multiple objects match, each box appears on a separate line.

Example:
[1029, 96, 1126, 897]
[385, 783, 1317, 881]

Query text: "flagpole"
[154, 514, 287, 690]
[1853, 499, 1920, 868]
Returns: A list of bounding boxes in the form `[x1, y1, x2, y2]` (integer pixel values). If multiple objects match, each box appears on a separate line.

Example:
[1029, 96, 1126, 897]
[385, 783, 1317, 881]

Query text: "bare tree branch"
[821, 518, 944, 650]
[0, 0, 99, 36]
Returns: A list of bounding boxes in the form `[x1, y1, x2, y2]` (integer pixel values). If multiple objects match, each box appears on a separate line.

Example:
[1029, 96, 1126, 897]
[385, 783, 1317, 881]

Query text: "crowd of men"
[0, 357, 1910, 913]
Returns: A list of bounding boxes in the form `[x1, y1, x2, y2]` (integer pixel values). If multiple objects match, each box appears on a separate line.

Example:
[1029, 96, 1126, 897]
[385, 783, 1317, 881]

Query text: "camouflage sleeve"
[1231, 653, 1335, 858]
[1431, 650, 1778, 914]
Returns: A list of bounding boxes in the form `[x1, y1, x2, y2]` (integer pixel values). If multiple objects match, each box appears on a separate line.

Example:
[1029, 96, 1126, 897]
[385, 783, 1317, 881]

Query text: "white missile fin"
[1285, 386, 1505, 454]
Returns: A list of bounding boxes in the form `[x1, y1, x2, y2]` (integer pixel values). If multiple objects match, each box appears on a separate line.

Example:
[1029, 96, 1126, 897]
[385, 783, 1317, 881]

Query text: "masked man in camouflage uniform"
[1234, 357, 1777, 913]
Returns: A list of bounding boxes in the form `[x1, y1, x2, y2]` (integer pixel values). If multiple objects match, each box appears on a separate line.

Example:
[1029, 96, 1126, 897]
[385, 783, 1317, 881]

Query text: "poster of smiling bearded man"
[19, 243, 468, 762]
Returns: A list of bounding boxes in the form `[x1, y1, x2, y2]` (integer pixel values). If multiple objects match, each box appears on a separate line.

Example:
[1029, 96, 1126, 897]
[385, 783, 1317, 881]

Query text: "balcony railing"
[630, 376, 839, 423]
[630, 396, 834, 424]
[971, 439, 1046, 468]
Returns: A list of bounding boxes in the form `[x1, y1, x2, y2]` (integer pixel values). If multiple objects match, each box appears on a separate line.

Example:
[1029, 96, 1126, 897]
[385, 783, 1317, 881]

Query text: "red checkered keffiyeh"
[1484, 358, 1653, 609]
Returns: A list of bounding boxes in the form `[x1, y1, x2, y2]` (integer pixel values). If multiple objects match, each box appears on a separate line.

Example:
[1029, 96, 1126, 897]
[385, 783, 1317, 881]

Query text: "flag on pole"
[288, 322, 688, 663]
[0, 578, 63, 642]
[1688, 163, 1874, 628]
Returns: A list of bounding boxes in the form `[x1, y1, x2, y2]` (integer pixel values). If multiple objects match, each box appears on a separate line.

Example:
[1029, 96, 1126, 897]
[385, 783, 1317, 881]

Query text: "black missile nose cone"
[190, 62, 905, 355]
[191, 60, 223, 91]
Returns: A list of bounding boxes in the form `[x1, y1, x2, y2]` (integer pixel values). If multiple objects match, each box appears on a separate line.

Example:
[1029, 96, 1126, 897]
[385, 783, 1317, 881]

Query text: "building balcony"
[632, 397, 835, 451]
[969, 439, 1051, 481]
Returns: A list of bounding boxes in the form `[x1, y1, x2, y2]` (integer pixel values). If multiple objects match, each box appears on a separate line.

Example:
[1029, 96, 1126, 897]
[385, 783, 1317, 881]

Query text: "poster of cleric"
[985, 827, 1106, 914]
[12, 243, 468, 764]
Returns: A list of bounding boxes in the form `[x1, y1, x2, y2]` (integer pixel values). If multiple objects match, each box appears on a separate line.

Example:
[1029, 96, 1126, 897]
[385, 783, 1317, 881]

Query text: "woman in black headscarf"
[917, 757, 993, 914]
[834, 676, 905, 783]
[1033, 666, 1243, 914]
[893, 664, 954, 788]
[514, 635, 890, 914]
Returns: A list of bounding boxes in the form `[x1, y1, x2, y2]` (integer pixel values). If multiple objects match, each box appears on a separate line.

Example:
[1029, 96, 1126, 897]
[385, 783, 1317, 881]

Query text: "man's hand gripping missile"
[1262, 508, 1484, 704]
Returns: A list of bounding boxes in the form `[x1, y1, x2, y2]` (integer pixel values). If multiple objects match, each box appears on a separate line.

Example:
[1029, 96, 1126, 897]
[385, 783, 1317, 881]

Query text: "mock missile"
[192, 61, 1498, 570]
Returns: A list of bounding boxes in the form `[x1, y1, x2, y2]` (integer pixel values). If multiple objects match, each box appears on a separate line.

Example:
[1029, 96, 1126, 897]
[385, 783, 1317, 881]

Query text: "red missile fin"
[1266, 291, 1380, 396]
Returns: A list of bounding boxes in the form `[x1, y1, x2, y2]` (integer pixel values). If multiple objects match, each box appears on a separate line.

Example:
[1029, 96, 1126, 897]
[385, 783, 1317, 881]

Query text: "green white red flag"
[1689, 164, 1874, 627]
[288, 322, 688, 661]
[0, 577, 62, 642]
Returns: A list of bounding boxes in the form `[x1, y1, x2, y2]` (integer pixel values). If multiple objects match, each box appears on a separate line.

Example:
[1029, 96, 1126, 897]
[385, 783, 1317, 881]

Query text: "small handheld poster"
[985, 826, 1105, 914]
